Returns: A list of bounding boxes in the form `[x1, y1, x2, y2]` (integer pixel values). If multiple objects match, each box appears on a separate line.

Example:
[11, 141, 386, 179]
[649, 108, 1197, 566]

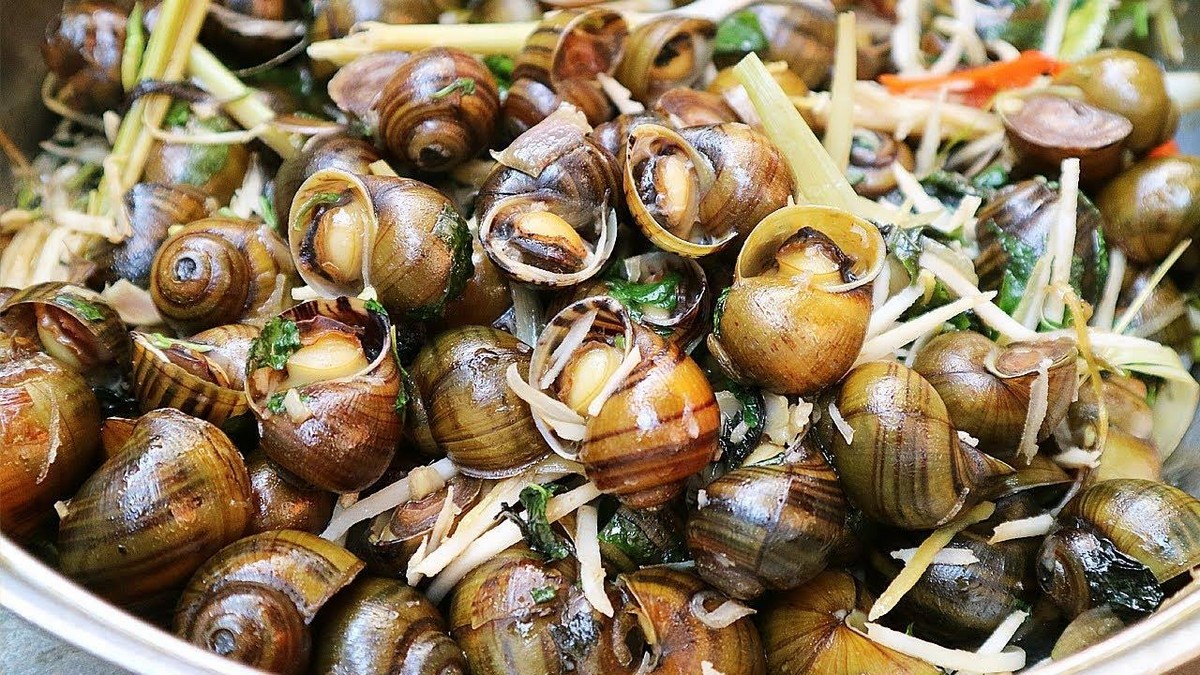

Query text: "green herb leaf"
[503, 483, 572, 561]
[530, 586, 557, 604]
[164, 100, 192, 128]
[259, 195, 277, 230]
[714, 10, 768, 56]
[483, 55, 514, 95]
[713, 286, 733, 336]
[884, 226, 926, 281]
[293, 191, 346, 225]
[364, 298, 387, 316]
[406, 205, 473, 321]
[613, 334, 626, 351]
[597, 505, 689, 572]
[971, 165, 1010, 191]
[53, 294, 105, 321]
[147, 333, 213, 352]
[990, 222, 1040, 315]
[606, 272, 681, 323]
[432, 77, 477, 100]
[247, 317, 301, 371]
[266, 392, 287, 414]
[216, 206, 239, 218]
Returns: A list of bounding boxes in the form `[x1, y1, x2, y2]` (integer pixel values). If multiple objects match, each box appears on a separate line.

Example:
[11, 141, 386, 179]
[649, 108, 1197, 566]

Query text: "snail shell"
[130, 331, 250, 426]
[831, 361, 1015, 530]
[502, 76, 614, 140]
[527, 297, 719, 509]
[111, 183, 210, 287]
[912, 331, 1078, 463]
[375, 47, 501, 173]
[652, 88, 739, 128]
[687, 440, 851, 600]
[616, 567, 766, 674]
[244, 450, 336, 535]
[313, 576, 467, 674]
[150, 216, 295, 335]
[58, 409, 253, 610]
[408, 326, 550, 477]
[289, 168, 473, 320]
[273, 134, 383, 233]
[247, 297, 402, 493]
[40, 1, 127, 113]
[174, 530, 364, 674]
[709, 205, 883, 395]
[0, 282, 132, 385]
[613, 17, 716, 105]
[0, 333, 101, 540]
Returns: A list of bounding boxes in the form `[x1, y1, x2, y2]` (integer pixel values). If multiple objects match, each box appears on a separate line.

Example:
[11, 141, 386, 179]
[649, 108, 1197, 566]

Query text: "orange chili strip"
[1148, 139, 1181, 158]
[879, 51, 1065, 101]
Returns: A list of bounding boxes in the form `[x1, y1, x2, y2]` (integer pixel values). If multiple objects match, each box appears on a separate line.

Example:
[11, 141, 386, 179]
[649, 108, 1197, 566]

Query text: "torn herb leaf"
[714, 10, 768, 56]
[364, 298, 387, 316]
[606, 271, 681, 323]
[266, 392, 287, 414]
[989, 222, 1040, 316]
[530, 586, 557, 604]
[884, 225, 926, 281]
[502, 483, 572, 561]
[259, 195, 277, 230]
[247, 317, 301, 371]
[53, 294, 104, 321]
[293, 191, 347, 224]
[164, 100, 191, 128]
[432, 77, 477, 100]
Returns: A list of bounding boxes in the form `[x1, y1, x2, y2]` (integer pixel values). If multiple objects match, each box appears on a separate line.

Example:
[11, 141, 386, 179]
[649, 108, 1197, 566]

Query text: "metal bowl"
[2, 3, 1199, 673]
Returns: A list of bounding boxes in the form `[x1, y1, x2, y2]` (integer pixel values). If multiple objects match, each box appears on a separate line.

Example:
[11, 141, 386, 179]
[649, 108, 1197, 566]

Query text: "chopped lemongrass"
[864, 623, 1026, 673]
[890, 547, 979, 566]
[426, 481, 601, 601]
[1042, 158, 1080, 325]
[187, 45, 299, 158]
[892, 162, 942, 214]
[1113, 239, 1192, 334]
[870, 501, 995, 622]
[576, 505, 614, 617]
[1052, 446, 1103, 469]
[891, 0, 924, 75]
[690, 591, 756, 628]
[914, 88, 947, 177]
[540, 310, 598, 389]
[731, 53, 896, 224]
[1012, 254, 1053, 330]
[856, 294, 988, 364]
[1042, 0, 1072, 57]
[974, 610, 1030, 657]
[1014, 359, 1051, 465]
[931, 194, 981, 236]
[320, 457, 459, 541]
[918, 250, 1037, 343]
[506, 364, 588, 441]
[1129, 300, 1188, 340]
[989, 513, 1055, 543]
[101, 280, 163, 326]
[309, 21, 536, 65]
[823, 11, 857, 173]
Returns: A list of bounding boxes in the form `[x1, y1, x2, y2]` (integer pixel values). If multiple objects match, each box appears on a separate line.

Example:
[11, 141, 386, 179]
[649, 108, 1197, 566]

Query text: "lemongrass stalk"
[732, 52, 897, 224]
[187, 45, 300, 159]
[823, 12, 857, 173]
[1112, 239, 1192, 335]
[120, 3, 145, 93]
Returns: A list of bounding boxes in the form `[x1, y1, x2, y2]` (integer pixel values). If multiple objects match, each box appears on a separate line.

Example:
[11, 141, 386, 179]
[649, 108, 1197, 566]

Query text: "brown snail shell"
[272, 134, 383, 234]
[409, 326, 551, 477]
[312, 576, 467, 674]
[748, 4, 837, 86]
[111, 183, 210, 288]
[244, 450, 336, 535]
[143, 113, 253, 205]
[847, 129, 916, 198]
[40, 1, 127, 113]
[652, 88, 739, 128]
[616, 567, 766, 674]
[501, 76, 614, 141]
[58, 409, 253, 610]
[513, 8, 627, 88]
[247, 297, 402, 494]
[527, 297, 719, 509]
[687, 440, 851, 600]
[623, 123, 794, 257]
[310, 0, 442, 41]
[831, 361, 1015, 530]
[613, 17, 716, 105]
[1116, 269, 1192, 349]
[709, 205, 883, 395]
[912, 331, 1078, 463]
[174, 530, 364, 674]
[0, 282, 132, 385]
[0, 332, 101, 541]
[448, 544, 628, 674]
[288, 168, 473, 320]
[433, 235, 513, 331]
[375, 47, 501, 173]
[150, 216, 296, 335]
[477, 107, 620, 287]
[759, 570, 940, 674]
[129, 331, 250, 426]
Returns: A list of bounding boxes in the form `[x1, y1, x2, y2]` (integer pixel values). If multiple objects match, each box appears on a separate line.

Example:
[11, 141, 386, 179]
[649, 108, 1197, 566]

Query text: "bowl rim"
[4, 530, 1199, 674]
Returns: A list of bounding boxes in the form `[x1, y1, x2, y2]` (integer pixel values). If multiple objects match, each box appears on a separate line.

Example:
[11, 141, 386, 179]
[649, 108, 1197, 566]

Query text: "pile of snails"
[4, 0, 1200, 673]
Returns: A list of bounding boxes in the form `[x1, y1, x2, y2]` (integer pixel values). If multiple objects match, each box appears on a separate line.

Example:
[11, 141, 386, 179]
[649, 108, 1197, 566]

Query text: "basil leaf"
[714, 10, 768, 56]
[606, 272, 681, 323]
[530, 586, 557, 603]
[247, 317, 301, 371]
[431, 77, 477, 100]
[502, 483, 572, 561]
[266, 392, 287, 414]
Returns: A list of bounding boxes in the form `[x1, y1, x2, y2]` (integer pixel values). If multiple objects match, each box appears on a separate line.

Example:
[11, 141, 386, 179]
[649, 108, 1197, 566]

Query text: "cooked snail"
[408, 326, 551, 477]
[246, 297, 402, 493]
[244, 450, 336, 535]
[652, 88, 739, 128]
[830, 361, 1014, 530]
[40, 1, 127, 114]
[749, 3, 837, 87]
[150, 216, 295, 335]
[288, 168, 473, 320]
[477, 107, 619, 287]
[110, 183, 210, 288]
[847, 128, 915, 198]
[0, 282, 131, 385]
[272, 135, 383, 234]
[57, 409, 253, 610]
[614, 17, 716, 105]
[174, 530, 364, 674]
[520, 296, 718, 509]
[1054, 49, 1178, 154]
[710, 205, 883, 395]
[143, 111, 253, 205]
[1096, 156, 1200, 265]
[688, 439, 851, 600]
[1001, 94, 1132, 185]
[0, 332, 101, 541]
[313, 576, 467, 674]
[375, 47, 501, 173]
[129, 329, 252, 426]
